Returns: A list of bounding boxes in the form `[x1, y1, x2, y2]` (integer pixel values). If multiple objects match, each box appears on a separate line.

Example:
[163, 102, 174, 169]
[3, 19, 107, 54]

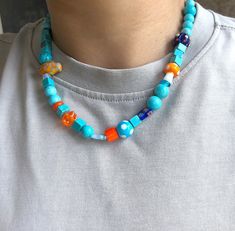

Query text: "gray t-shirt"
[1, 2, 235, 230]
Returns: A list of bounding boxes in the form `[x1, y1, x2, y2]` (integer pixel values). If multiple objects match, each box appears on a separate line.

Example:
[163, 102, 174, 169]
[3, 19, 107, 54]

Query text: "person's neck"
[46, 0, 185, 69]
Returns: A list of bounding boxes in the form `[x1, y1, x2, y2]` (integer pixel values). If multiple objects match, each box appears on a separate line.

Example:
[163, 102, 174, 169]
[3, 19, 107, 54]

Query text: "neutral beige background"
[200, 0, 235, 17]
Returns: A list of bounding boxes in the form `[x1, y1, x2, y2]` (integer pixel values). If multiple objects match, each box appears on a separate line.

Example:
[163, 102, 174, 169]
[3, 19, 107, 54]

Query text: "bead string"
[39, 0, 197, 142]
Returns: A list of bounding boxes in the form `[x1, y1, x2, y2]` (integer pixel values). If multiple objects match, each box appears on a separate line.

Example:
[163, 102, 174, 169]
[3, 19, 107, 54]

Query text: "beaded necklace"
[39, 0, 197, 142]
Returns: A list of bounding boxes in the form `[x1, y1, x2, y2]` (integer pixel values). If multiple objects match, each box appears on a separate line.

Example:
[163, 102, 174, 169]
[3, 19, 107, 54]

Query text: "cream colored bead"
[163, 72, 174, 85]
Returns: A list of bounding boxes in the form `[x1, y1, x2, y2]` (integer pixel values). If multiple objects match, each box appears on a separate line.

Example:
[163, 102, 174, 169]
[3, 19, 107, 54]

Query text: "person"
[0, 0, 235, 230]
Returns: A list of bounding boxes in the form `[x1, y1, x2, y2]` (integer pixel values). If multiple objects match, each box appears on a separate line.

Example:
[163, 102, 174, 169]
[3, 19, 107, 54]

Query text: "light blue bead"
[174, 48, 184, 57]
[56, 104, 70, 117]
[91, 134, 107, 141]
[184, 5, 197, 16]
[116, 120, 134, 139]
[147, 96, 162, 110]
[39, 53, 52, 64]
[44, 86, 57, 97]
[185, 0, 196, 7]
[182, 28, 192, 36]
[129, 115, 142, 128]
[183, 20, 193, 30]
[72, 118, 86, 132]
[81, 125, 94, 138]
[184, 13, 195, 23]
[42, 77, 55, 88]
[41, 45, 51, 52]
[159, 80, 171, 87]
[48, 95, 61, 105]
[170, 55, 183, 66]
[154, 84, 169, 99]
[176, 43, 187, 53]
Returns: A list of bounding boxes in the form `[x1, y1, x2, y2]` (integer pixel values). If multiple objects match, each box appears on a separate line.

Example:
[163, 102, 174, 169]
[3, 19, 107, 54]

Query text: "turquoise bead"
[176, 43, 187, 53]
[44, 86, 57, 97]
[116, 120, 134, 139]
[154, 84, 169, 99]
[185, 0, 196, 7]
[147, 96, 162, 110]
[182, 28, 192, 36]
[174, 48, 184, 57]
[129, 115, 142, 128]
[72, 118, 86, 132]
[48, 95, 61, 105]
[184, 13, 195, 23]
[183, 20, 193, 30]
[39, 53, 52, 64]
[42, 77, 55, 88]
[160, 79, 171, 87]
[57, 104, 70, 117]
[81, 125, 94, 138]
[170, 55, 183, 66]
[184, 5, 197, 16]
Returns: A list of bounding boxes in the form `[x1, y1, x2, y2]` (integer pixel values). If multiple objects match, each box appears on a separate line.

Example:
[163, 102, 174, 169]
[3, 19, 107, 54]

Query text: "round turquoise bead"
[48, 95, 61, 105]
[185, 0, 195, 7]
[183, 20, 193, 30]
[154, 84, 169, 99]
[116, 120, 134, 139]
[44, 86, 57, 96]
[184, 5, 197, 16]
[182, 28, 192, 36]
[184, 13, 195, 23]
[81, 125, 94, 138]
[147, 96, 162, 110]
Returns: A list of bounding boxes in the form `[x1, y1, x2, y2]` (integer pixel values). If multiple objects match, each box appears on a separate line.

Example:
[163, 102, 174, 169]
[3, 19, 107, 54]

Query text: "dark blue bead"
[175, 32, 191, 47]
[137, 108, 153, 121]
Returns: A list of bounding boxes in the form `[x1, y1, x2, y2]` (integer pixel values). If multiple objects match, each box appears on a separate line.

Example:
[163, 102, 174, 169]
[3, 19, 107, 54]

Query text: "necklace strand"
[38, 0, 197, 142]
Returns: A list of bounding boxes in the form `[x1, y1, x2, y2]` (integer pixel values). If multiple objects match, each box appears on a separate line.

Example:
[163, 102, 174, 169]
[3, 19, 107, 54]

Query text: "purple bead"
[175, 32, 190, 47]
[137, 108, 153, 121]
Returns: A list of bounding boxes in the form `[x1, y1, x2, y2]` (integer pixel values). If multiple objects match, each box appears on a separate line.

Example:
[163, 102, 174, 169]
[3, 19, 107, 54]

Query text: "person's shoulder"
[0, 32, 17, 45]
[210, 9, 235, 33]
[0, 33, 17, 79]
[0, 19, 43, 78]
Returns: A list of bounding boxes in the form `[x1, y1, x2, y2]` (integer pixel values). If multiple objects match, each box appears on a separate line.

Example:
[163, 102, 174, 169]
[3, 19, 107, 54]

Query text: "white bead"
[163, 72, 174, 85]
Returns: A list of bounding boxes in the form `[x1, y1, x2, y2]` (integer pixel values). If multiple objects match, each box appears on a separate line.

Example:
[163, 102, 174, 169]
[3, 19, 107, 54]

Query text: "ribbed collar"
[32, 3, 215, 97]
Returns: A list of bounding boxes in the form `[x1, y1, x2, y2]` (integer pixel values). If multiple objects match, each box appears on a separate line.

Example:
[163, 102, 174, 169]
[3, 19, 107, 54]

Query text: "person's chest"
[1, 57, 235, 231]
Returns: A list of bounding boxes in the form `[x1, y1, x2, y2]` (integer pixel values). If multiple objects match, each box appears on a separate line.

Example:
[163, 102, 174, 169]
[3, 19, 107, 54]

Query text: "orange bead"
[104, 127, 119, 142]
[61, 111, 78, 127]
[39, 61, 63, 76]
[163, 62, 180, 77]
[52, 101, 64, 111]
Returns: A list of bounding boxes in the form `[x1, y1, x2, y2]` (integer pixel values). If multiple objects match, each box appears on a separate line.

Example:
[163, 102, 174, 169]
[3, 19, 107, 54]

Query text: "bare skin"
[46, 0, 185, 69]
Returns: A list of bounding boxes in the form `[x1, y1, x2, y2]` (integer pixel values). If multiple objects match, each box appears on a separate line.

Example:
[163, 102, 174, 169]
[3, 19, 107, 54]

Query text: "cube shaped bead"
[173, 48, 184, 57]
[72, 118, 87, 132]
[129, 115, 142, 128]
[170, 55, 183, 66]
[56, 104, 70, 117]
[104, 127, 119, 142]
[176, 43, 187, 53]
[42, 77, 55, 88]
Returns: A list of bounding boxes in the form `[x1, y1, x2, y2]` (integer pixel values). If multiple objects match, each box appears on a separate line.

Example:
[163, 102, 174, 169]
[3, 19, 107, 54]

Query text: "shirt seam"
[30, 8, 221, 103]
[54, 76, 152, 103]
